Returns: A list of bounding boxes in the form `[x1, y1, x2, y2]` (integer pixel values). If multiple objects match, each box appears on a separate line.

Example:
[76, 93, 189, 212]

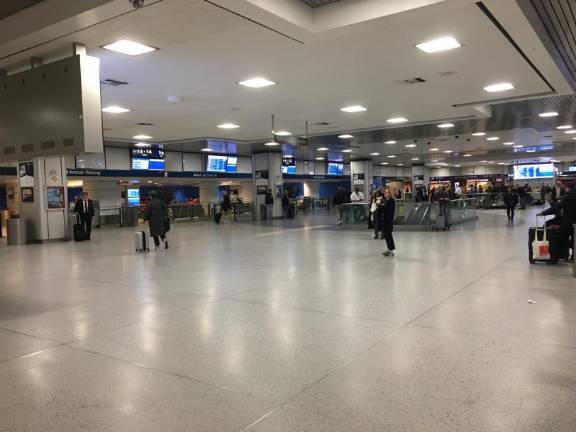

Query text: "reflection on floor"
[0, 207, 574, 431]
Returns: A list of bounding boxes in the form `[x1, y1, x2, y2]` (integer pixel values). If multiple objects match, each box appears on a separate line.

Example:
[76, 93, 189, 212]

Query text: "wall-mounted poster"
[7, 186, 14, 202]
[46, 186, 65, 209]
[19, 162, 34, 187]
[21, 187, 34, 202]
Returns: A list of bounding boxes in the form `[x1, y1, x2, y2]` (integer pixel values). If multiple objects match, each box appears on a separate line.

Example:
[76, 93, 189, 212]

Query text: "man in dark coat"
[539, 182, 575, 264]
[74, 191, 95, 240]
[144, 191, 169, 249]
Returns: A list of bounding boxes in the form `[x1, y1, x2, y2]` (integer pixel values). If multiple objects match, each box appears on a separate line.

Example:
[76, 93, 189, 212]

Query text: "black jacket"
[333, 191, 347, 205]
[145, 197, 168, 237]
[264, 192, 274, 205]
[377, 198, 396, 231]
[75, 198, 95, 217]
[542, 189, 576, 227]
[503, 191, 518, 207]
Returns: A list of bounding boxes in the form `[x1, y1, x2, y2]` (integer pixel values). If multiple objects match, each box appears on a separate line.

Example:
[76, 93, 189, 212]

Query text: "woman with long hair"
[380, 189, 396, 256]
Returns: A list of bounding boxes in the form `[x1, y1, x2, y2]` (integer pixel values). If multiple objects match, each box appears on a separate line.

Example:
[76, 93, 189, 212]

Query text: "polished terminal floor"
[0, 208, 574, 431]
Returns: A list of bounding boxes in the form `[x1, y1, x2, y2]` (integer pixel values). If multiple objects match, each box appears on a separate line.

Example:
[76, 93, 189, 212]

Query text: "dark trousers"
[506, 205, 515, 220]
[153, 234, 166, 247]
[79, 214, 92, 239]
[382, 229, 395, 251]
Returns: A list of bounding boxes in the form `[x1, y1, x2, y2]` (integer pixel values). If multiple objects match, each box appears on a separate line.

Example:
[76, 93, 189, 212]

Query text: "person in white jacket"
[350, 187, 365, 202]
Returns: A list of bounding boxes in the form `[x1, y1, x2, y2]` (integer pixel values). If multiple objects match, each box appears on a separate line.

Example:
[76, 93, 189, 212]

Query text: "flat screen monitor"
[282, 156, 295, 166]
[131, 157, 150, 170]
[513, 164, 555, 180]
[132, 157, 165, 170]
[226, 156, 238, 173]
[282, 165, 296, 174]
[127, 189, 140, 206]
[207, 155, 228, 173]
[327, 162, 344, 176]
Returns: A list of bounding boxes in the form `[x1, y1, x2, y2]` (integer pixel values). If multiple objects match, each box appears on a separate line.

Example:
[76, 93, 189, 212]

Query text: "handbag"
[532, 218, 550, 260]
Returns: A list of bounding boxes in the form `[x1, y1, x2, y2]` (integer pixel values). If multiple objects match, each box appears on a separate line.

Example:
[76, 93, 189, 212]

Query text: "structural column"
[252, 153, 282, 219]
[411, 164, 429, 188]
[19, 156, 68, 242]
[350, 160, 373, 196]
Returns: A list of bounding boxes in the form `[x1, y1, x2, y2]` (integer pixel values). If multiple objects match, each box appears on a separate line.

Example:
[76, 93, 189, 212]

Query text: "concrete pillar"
[199, 181, 219, 204]
[350, 160, 373, 196]
[19, 156, 68, 242]
[411, 164, 429, 188]
[252, 153, 283, 219]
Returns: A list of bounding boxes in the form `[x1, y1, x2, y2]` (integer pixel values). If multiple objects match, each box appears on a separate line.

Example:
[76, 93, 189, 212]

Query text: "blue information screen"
[226, 156, 238, 173]
[513, 164, 554, 180]
[127, 189, 140, 206]
[327, 163, 344, 176]
[282, 165, 296, 174]
[207, 155, 228, 172]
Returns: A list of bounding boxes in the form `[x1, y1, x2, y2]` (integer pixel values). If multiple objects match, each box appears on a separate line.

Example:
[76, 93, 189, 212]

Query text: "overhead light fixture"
[397, 163, 404, 166]
[264, 142, 279, 146]
[431, 159, 439, 163]
[437, 123, 454, 128]
[273, 130, 292, 136]
[342, 149, 353, 153]
[471, 132, 486, 136]
[444, 150, 453, 153]
[429, 148, 439, 151]
[218, 123, 240, 129]
[411, 157, 420, 161]
[415, 36, 461, 53]
[201, 148, 213, 152]
[238, 77, 276, 88]
[503, 142, 514, 146]
[381, 162, 389, 165]
[387, 117, 408, 124]
[463, 154, 472, 157]
[316, 147, 329, 151]
[370, 152, 380, 156]
[498, 162, 506, 165]
[526, 149, 536, 153]
[132, 134, 152, 140]
[315, 157, 325, 160]
[102, 106, 130, 114]
[102, 40, 157, 56]
[405, 144, 417, 148]
[341, 105, 368, 113]
[338, 134, 354, 139]
[484, 83, 514, 93]
[486, 136, 499, 141]
[564, 129, 576, 134]
[557, 125, 572, 130]
[513, 145, 523, 148]
[539, 112, 558, 118]
[385, 140, 397, 145]
[387, 155, 396, 158]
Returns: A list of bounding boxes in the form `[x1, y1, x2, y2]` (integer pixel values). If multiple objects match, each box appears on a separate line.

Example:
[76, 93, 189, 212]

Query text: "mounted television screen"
[132, 157, 165, 171]
[513, 164, 554, 180]
[282, 165, 296, 174]
[327, 162, 344, 176]
[226, 156, 238, 173]
[207, 155, 228, 173]
[131, 147, 165, 159]
[282, 155, 295, 166]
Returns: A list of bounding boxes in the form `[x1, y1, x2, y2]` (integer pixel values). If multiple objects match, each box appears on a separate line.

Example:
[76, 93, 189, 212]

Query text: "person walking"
[282, 191, 290, 218]
[333, 187, 347, 225]
[264, 189, 274, 220]
[380, 189, 396, 256]
[74, 191, 95, 240]
[503, 186, 518, 221]
[144, 190, 169, 250]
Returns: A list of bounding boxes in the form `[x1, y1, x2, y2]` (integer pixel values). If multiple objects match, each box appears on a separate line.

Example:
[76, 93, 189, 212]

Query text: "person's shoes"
[373, 236, 379, 240]
[164, 241, 169, 250]
[383, 250, 395, 257]
[155, 245, 160, 250]
[337, 221, 342, 226]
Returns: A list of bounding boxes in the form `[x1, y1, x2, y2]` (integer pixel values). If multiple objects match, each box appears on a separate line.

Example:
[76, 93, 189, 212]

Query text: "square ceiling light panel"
[416, 37, 461, 53]
[102, 40, 157, 56]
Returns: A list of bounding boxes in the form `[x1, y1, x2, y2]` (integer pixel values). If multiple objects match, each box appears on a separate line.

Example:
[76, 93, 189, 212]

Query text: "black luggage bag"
[214, 212, 222, 224]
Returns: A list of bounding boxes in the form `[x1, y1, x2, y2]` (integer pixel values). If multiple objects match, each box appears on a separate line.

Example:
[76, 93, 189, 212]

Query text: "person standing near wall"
[74, 191, 95, 240]
[264, 189, 274, 220]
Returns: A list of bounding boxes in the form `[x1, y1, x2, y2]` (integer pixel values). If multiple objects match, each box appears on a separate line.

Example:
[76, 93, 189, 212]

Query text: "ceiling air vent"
[438, 71, 458, 77]
[100, 78, 129, 86]
[399, 77, 426, 85]
[137, 122, 154, 126]
[313, 121, 332, 126]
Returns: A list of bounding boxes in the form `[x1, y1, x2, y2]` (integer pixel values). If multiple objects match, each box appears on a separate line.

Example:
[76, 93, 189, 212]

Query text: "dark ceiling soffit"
[475, 1, 556, 93]
[515, 0, 576, 91]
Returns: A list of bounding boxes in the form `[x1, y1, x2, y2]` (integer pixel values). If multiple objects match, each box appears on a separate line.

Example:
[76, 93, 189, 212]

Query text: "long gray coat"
[145, 198, 167, 237]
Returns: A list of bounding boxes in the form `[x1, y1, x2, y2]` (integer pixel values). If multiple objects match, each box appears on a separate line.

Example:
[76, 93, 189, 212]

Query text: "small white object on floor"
[528, 299, 536, 304]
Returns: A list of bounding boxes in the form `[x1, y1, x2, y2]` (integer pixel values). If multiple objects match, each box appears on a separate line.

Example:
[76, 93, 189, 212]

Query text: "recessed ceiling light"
[484, 83, 514, 93]
[273, 130, 292, 137]
[463, 154, 472, 157]
[444, 150, 453, 153]
[338, 134, 354, 139]
[218, 123, 240, 129]
[557, 125, 572, 129]
[472, 132, 486, 136]
[132, 134, 152, 140]
[564, 129, 576, 134]
[370, 152, 380, 156]
[381, 162, 389, 165]
[513, 145, 523, 148]
[454, 165, 461, 168]
[102, 106, 130, 114]
[405, 144, 417, 148]
[315, 157, 325, 160]
[201, 148, 213, 152]
[486, 136, 499, 141]
[385, 140, 397, 145]
[264, 142, 279, 146]
[387, 117, 408, 124]
[429, 147, 439, 151]
[503, 142, 514, 146]
[387, 155, 396, 158]
[431, 159, 439, 163]
[539, 112, 558, 118]
[317, 147, 329, 151]
[437, 123, 454, 128]
[102, 40, 157, 56]
[341, 105, 368, 113]
[481, 160, 488, 163]
[397, 163, 404, 166]
[526, 149, 536, 153]
[342, 149, 353, 153]
[415, 36, 461, 53]
[238, 77, 276, 88]
[411, 157, 420, 161]
[498, 162, 506, 165]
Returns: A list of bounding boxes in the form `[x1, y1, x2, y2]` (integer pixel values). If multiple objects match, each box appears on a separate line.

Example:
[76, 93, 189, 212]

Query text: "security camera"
[129, 0, 145, 9]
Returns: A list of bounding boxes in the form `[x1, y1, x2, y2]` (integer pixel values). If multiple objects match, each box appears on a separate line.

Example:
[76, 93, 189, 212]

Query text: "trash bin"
[7, 218, 29, 245]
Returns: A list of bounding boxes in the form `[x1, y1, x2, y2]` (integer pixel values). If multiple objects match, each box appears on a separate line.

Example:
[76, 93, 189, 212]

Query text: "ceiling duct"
[297, 0, 341, 7]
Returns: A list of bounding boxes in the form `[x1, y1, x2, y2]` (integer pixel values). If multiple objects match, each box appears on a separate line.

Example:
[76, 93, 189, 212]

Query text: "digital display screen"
[207, 155, 228, 172]
[131, 158, 165, 171]
[513, 164, 555, 180]
[226, 156, 238, 173]
[282, 156, 295, 166]
[282, 165, 296, 174]
[568, 165, 576, 172]
[327, 162, 344, 176]
[127, 188, 140, 206]
[131, 147, 165, 159]
[148, 159, 165, 170]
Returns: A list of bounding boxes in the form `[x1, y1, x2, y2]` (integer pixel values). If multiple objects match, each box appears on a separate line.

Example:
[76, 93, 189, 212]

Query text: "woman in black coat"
[503, 186, 518, 221]
[380, 189, 396, 256]
[144, 191, 169, 249]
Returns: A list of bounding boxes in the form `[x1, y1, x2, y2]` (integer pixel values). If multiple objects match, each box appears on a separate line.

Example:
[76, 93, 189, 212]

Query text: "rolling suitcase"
[528, 225, 570, 264]
[73, 223, 86, 241]
[135, 231, 150, 253]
